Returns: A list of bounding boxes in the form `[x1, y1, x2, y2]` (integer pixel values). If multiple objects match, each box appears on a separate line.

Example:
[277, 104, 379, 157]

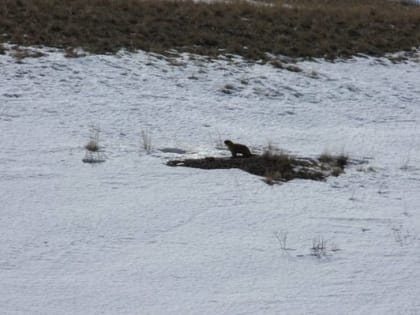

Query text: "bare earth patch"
[167, 152, 348, 184]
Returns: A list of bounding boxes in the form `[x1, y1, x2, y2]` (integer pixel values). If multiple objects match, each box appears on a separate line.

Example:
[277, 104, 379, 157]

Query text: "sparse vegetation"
[392, 225, 411, 247]
[311, 236, 328, 258]
[84, 127, 100, 152]
[319, 152, 349, 176]
[274, 231, 289, 251]
[221, 84, 237, 94]
[141, 129, 152, 154]
[1, 0, 419, 61]
[84, 140, 99, 152]
[167, 146, 349, 184]
[10, 46, 46, 61]
[82, 127, 105, 164]
[275, 232, 339, 258]
[261, 149, 301, 182]
[274, 231, 296, 254]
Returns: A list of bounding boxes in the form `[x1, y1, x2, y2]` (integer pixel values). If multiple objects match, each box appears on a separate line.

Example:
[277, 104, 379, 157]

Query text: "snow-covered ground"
[1, 48, 420, 314]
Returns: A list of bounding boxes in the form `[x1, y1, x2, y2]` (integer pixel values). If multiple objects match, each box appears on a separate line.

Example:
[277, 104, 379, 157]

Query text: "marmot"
[224, 140, 252, 158]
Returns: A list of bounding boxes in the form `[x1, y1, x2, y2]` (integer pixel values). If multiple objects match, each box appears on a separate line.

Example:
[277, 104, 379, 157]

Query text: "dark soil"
[167, 153, 348, 184]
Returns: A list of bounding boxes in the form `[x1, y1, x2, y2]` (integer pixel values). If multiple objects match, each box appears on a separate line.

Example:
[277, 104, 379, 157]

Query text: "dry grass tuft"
[85, 140, 99, 152]
[319, 152, 349, 168]
[82, 126, 105, 163]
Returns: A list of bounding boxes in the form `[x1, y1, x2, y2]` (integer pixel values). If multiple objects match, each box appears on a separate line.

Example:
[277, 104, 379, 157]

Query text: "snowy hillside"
[1, 48, 420, 314]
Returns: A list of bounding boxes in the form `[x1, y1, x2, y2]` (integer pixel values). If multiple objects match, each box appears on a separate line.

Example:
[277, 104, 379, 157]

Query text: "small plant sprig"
[311, 236, 328, 258]
[141, 129, 152, 154]
[82, 126, 105, 164]
[84, 126, 100, 152]
[274, 231, 294, 255]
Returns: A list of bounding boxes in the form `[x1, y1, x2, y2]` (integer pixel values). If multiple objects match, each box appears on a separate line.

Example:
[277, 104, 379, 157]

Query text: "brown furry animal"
[224, 140, 252, 158]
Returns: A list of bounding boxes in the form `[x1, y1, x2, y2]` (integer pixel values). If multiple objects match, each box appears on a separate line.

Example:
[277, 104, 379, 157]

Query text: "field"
[1, 1, 420, 314]
[1, 0, 420, 60]
[1, 46, 420, 314]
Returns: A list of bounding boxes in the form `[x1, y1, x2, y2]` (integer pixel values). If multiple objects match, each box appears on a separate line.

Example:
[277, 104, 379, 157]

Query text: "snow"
[1, 48, 420, 314]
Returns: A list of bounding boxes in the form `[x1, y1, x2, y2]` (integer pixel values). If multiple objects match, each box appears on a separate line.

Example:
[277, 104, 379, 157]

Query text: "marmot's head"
[224, 140, 233, 146]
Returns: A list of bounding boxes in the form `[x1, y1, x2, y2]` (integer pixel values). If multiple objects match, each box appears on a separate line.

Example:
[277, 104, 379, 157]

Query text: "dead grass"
[1, 0, 419, 60]
[84, 126, 101, 152]
[167, 149, 348, 184]
[83, 126, 105, 163]
[319, 152, 349, 168]
[9, 46, 46, 61]
[85, 140, 99, 152]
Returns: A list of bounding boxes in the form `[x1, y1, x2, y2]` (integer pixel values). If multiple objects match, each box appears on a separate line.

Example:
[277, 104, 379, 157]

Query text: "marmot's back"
[224, 140, 252, 158]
